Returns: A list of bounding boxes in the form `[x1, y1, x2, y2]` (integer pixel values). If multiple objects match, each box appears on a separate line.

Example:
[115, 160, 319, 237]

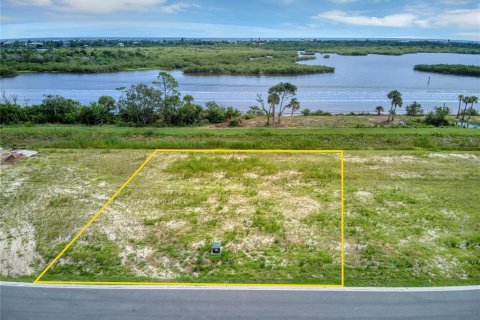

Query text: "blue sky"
[1, 0, 479, 40]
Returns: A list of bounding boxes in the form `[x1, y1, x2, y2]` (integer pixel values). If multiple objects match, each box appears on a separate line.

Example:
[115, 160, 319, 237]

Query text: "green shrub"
[424, 106, 450, 127]
[228, 117, 240, 127]
[301, 108, 311, 116]
[0, 67, 18, 77]
[406, 101, 424, 116]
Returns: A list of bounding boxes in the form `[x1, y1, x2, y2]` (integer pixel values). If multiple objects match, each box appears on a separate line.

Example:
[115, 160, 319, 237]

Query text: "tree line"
[1, 76, 478, 127]
[375, 90, 478, 126]
[414, 64, 480, 77]
[0, 46, 334, 77]
[0, 72, 305, 126]
[0, 72, 242, 126]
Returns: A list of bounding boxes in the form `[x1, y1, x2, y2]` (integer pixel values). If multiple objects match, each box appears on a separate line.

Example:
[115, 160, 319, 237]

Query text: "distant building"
[117, 42, 125, 47]
[28, 41, 43, 47]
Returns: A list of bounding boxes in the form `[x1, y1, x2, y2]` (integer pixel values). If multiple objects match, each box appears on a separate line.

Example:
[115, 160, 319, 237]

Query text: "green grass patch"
[1, 125, 479, 150]
[2, 149, 479, 286]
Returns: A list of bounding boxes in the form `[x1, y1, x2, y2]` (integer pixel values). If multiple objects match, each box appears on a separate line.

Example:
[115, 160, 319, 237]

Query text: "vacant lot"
[41, 152, 342, 284]
[1, 149, 479, 286]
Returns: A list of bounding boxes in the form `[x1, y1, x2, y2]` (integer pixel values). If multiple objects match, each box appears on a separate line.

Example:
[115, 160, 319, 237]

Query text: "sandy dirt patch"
[0, 223, 42, 276]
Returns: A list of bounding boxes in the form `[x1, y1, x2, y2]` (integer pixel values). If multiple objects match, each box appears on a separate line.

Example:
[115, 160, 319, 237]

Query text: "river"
[0, 53, 479, 113]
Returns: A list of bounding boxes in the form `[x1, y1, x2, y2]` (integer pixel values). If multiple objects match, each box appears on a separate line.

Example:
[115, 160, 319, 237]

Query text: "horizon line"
[1, 37, 479, 43]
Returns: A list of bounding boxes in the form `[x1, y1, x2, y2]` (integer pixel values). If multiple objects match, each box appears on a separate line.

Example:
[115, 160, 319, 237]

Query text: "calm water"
[1, 53, 479, 113]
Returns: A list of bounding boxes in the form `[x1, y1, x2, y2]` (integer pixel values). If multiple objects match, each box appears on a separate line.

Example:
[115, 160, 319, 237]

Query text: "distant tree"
[456, 94, 464, 118]
[288, 98, 301, 116]
[177, 102, 205, 125]
[387, 90, 402, 122]
[153, 72, 180, 123]
[301, 108, 311, 116]
[246, 105, 265, 117]
[98, 95, 115, 109]
[40, 95, 80, 124]
[256, 94, 272, 125]
[78, 102, 105, 125]
[97, 95, 116, 123]
[118, 83, 161, 126]
[375, 106, 384, 116]
[467, 96, 478, 120]
[205, 101, 228, 123]
[225, 106, 241, 119]
[267, 93, 280, 124]
[405, 101, 424, 116]
[268, 82, 297, 123]
[183, 94, 194, 104]
[460, 96, 470, 121]
[0, 93, 26, 124]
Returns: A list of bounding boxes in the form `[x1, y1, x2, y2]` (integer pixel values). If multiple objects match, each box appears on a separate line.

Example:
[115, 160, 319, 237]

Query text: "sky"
[1, 0, 479, 40]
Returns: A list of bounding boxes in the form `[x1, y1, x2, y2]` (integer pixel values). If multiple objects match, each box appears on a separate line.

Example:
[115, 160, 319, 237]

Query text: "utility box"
[211, 241, 222, 256]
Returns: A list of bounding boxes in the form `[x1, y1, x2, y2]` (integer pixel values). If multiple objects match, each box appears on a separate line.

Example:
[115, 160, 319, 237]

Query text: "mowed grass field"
[1, 149, 479, 286]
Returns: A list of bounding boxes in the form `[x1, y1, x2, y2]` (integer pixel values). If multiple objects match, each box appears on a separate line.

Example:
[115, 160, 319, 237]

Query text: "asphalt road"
[1, 284, 480, 320]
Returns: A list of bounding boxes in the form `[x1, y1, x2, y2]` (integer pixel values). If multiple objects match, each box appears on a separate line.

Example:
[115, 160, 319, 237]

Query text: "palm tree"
[467, 95, 478, 120]
[289, 98, 300, 116]
[183, 94, 194, 104]
[387, 90, 402, 122]
[268, 93, 280, 124]
[461, 96, 471, 121]
[390, 96, 403, 122]
[456, 94, 464, 118]
[375, 106, 384, 116]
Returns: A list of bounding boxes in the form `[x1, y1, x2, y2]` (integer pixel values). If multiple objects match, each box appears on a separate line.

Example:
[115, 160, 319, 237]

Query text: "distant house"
[28, 41, 43, 47]
[117, 42, 125, 47]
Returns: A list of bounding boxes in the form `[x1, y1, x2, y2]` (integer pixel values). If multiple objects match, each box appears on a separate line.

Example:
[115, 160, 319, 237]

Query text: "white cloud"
[8, 0, 193, 14]
[433, 8, 480, 29]
[313, 7, 480, 29]
[158, 2, 192, 14]
[313, 10, 421, 27]
[439, 0, 473, 5]
[328, 0, 358, 3]
[56, 0, 166, 14]
[8, 0, 53, 5]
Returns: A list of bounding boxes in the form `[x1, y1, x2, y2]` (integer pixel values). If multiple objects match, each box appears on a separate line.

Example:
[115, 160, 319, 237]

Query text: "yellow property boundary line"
[35, 149, 345, 288]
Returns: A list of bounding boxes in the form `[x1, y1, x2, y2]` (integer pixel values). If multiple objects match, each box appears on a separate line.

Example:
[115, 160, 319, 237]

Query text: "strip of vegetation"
[0, 67, 18, 77]
[1, 126, 479, 150]
[4, 39, 479, 54]
[258, 39, 480, 55]
[0, 45, 333, 77]
[3, 71, 477, 129]
[2, 39, 479, 77]
[414, 64, 480, 77]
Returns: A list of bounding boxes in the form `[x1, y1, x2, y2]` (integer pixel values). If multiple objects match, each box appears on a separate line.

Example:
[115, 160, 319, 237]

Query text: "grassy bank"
[1, 149, 479, 286]
[414, 64, 480, 77]
[1, 125, 479, 151]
